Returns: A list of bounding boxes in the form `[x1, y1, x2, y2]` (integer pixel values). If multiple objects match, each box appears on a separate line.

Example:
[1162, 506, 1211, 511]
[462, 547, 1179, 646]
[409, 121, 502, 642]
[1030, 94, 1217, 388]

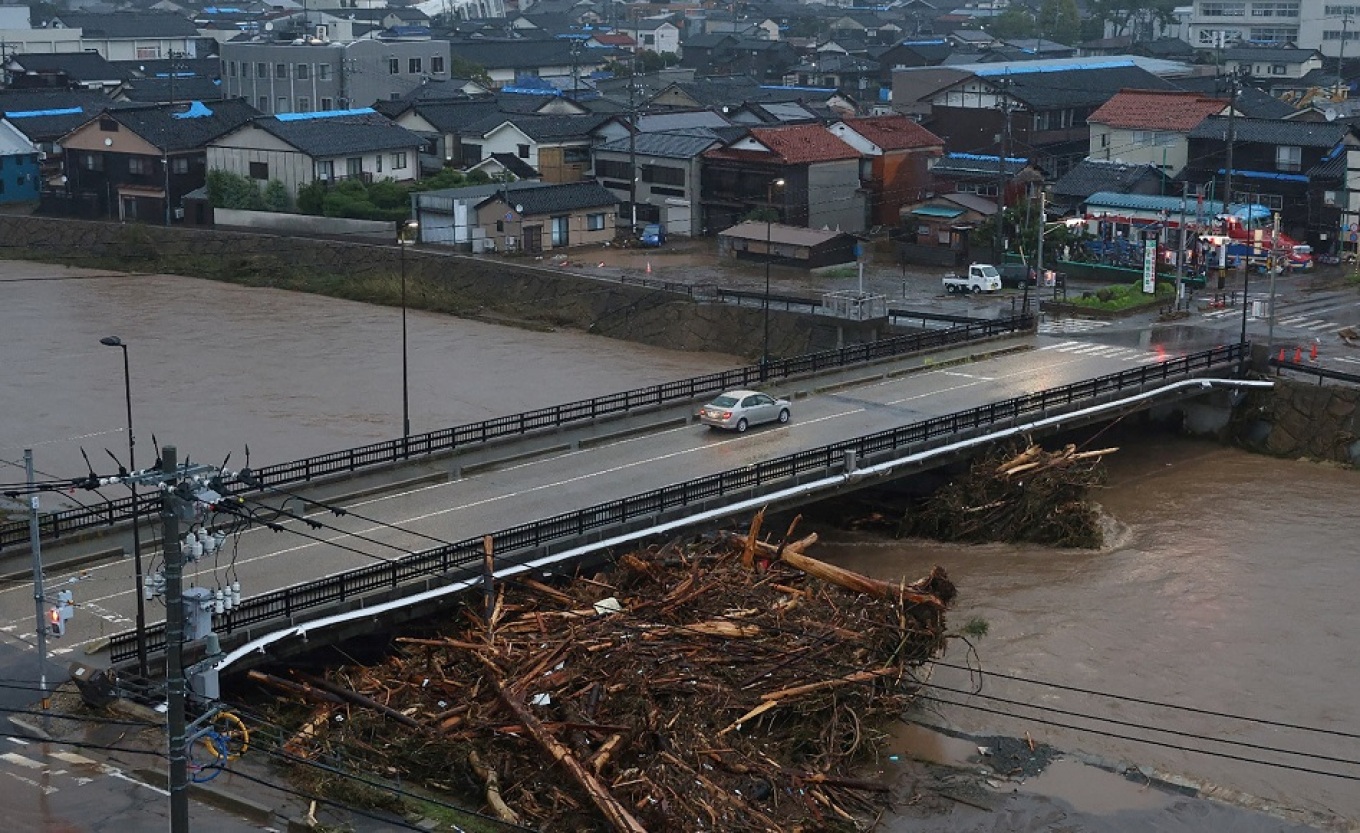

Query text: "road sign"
[1142, 239, 1157, 294]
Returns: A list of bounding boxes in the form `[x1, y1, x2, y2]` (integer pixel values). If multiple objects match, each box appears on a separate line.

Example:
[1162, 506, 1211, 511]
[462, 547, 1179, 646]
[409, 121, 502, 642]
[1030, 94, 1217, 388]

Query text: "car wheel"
[971, 285, 982, 294]
[735, 418, 748, 433]
[778, 409, 790, 424]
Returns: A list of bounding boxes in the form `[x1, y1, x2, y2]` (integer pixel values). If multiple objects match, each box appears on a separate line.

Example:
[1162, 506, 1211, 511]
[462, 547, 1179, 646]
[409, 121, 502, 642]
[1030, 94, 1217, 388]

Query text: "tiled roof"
[596, 129, 719, 158]
[1085, 191, 1228, 215]
[1188, 116, 1350, 148]
[1171, 76, 1295, 119]
[995, 65, 1178, 109]
[103, 98, 259, 152]
[1221, 47, 1318, 62]
[838, 115, 942, 150]
[705, 124, 861, 165]
[0, 89, 123, 141]
[1051, 159, 1164, 200]
[253, 110, 424, 156]
[488, 152, 540, 179]
[476, 113, 609, 142]
[8, 52, 128, 82]
[449, 39, 615, 70]
[591, 33, 635, 46]
[122, 77, 228, 103]
[636, 110, 730, 132]
[52, 12, 200, 39]
[930, 152, 1027, 177]
[478, 181, 618, 214]
[1088, 89, 1228, 132]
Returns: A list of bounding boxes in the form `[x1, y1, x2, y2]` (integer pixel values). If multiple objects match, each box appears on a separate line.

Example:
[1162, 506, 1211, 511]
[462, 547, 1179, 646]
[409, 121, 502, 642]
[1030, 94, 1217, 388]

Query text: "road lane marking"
[1, 752, 45, 770]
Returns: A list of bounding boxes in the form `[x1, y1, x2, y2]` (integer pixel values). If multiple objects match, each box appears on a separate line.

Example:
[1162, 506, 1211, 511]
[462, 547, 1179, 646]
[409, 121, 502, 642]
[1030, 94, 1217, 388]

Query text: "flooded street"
[4, 260, 1358, 829]
[820, 439, 1360, 830]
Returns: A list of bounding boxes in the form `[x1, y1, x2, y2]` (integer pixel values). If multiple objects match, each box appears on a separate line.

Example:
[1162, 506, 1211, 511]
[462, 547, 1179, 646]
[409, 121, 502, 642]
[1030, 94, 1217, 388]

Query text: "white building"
[1183, 0, 1360, 58]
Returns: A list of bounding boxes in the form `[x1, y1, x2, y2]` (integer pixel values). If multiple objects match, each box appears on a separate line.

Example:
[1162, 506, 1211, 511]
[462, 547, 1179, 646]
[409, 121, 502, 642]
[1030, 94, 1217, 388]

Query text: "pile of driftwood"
[249, 513, 956, 832]
[898, 442, 1116, 548]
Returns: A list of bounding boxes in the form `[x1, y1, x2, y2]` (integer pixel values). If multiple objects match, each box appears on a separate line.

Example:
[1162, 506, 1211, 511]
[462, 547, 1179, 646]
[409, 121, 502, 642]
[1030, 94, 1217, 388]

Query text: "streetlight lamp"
[398, 220, 419, 441]
[99, 335, 148, 677]
[761, 178, 785, 381]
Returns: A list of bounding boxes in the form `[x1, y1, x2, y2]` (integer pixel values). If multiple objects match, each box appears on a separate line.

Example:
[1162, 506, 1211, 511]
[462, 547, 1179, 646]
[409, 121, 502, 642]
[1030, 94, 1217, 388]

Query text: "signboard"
[1143, 239, 1157, 294]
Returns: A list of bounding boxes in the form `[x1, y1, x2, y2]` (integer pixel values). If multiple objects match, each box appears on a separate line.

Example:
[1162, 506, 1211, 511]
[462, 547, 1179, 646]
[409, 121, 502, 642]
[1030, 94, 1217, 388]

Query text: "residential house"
[447, 39, 615, 89]
[1002, 39, 1078, 59]
[717, 221, 859, 268]
[899, 191, 996, 260]
[1218, 46, 1324, 81]
[460, 113, 610, 182]
[474, 180, 618, 252]
[626, 19, 681, 55]
[118, 57, 227, 104]
[945, 29, 997, 50]
[785, 53, 881, 98]
[828, 114, 944, 226]
[1086, 89, 1229, 178]
[828, 13, 904, 45]
[1184, 115, 1354, 244]
[207, 109, 424, 199]
[927, 152, 1040, 207]
[701, 123, 866, 233]
[4, 53, 129, 93]
[47, 12, 202, 61]
[907, 57, 1181, 176]
[593, 128, 720, 234]
[588, 32, 637, 52]
[0, 89, 120, 190]
[0, 119, 42, 204]
[410, 179, 551, 248]
[385, 97, 503, 170]
[1049, 159, 1168, 214]
[58, 98, 259, 222]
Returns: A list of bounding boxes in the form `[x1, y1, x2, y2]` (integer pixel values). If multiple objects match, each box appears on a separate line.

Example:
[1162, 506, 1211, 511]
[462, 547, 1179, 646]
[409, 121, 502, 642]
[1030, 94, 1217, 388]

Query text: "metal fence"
[107, 342, 1244, 662]
[1268, 358, 1360, 386]
[2, 315, 1030, 551]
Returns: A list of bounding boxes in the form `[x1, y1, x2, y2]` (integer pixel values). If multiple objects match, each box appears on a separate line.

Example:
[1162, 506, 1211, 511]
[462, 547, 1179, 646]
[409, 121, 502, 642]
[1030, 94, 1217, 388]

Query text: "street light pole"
[398, 220, 418, 442]
[99, 335, 147, 677]
[761, 178, 785, 380]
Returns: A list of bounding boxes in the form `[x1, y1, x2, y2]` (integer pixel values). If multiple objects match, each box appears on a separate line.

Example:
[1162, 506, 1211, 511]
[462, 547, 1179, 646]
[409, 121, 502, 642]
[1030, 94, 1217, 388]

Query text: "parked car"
[942, 263, 1002, 293]
[999, 264, 1065, 289]
[699, 390, 791, 432]
[639, 223, 666, 247]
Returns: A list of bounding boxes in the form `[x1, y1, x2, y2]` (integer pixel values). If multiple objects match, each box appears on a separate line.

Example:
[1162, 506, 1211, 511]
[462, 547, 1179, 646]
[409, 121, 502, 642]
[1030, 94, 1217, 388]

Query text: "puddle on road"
[888, 722, 979, 768]
[1018, 757, 1172, 814]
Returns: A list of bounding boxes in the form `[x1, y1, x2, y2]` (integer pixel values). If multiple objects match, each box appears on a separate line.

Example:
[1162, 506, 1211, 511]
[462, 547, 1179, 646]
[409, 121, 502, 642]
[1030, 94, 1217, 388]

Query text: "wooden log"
[396, 636, 489, 652]
[281, 708, 331, 760]
[468, 749, 520, 825]
[292, 671, 421, 728]
[479, 656, 649, 833]
[588, 733, 624, 775]
[247, 670, 346, 705]
[741, 508, 765, 569]
[759, 667, 896, 703]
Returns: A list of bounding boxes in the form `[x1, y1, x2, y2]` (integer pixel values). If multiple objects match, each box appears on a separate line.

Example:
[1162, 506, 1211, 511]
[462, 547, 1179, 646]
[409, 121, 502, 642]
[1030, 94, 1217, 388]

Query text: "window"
[1325, 4, 1360, 12]
[228, 61, 237, 77]
[1250, 2, 1298, 16]
[241, 62, 250, 78]
[550, 215, 570, 246]
[517, 143, 530, 159]
[258, 96, 268, 111]
[955, 182, 997, 196]
[318, 64, 331, 81]
[1276, 145, 1301, 172]
[1200, 2, 1246, 15]
[99, 118, 119, 132]
[389, 58, 400, 74]
[346, 157, 363, 177]
[431, 55, 445, 74]
[1251, 26, 1298, 41]
[587, 212, 606, 231]
[256, 62, 267, 78]
[375, 154, 383, 173]
[297, 63, 309, 80]
[249, 161, 269, 180]
[462, 143, 483, 164]
[136, 46, 160, 59]
[1099, 133, 1109, 148]
[595, 158, 631, 180]
[172, 157, 189, 174]
[641, 164, 685, 186]
[81, 153, 103, 171]
[393, 151, 408, 169]
[316, 160, 334, 180]
[277, 97, 289, 114]
[320, 97, 334, 110]
[1270, 63, 1287, 74]
[276, 63, 287, 79]
[127, 157, 151, 175]
[298, 96, 310, 112]
[409, 57, 422, 74]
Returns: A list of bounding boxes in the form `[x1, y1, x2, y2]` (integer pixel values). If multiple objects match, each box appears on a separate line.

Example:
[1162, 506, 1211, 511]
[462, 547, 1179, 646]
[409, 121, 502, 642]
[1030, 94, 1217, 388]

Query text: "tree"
[297, 180, 326, 215]
[987, 9, 1037, 40]
[262, 179, 290, 212]
[1082, 0, 1179, 42]
[204, 170, 266, 210]
[1037, 0, 1081, 45]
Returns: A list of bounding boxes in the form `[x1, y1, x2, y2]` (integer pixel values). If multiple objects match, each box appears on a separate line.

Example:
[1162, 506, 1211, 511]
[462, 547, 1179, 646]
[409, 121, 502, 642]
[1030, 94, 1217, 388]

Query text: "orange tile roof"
[1088, 88, 1230, 132]
[839, 115, 943, 150]
[705, 124, 861, 164]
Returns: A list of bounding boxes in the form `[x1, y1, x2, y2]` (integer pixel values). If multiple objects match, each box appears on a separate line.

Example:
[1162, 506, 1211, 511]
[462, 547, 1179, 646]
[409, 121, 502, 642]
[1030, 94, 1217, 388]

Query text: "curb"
[7, 715, 53, 741]
[134, 767, 279, 825]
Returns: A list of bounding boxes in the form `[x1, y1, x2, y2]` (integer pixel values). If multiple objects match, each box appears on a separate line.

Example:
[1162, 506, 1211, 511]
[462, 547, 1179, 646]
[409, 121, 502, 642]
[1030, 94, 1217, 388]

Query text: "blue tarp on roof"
[975, 59, 1135, 77]
[758, 85, 838, 94]
[5, 107, 84, 119]
[1216, 167, 1310, 183]
[947, 151, 1028, 164]
[911, 205, 965, 218]
[276, 107, 376, 122]
[173, 101, 214, 119]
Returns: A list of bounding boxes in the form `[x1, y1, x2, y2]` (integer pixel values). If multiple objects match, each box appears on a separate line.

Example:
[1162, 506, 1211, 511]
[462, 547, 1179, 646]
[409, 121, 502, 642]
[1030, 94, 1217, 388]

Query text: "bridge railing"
[2, 314, 1031, 552]
[107, 342, 1244, 663]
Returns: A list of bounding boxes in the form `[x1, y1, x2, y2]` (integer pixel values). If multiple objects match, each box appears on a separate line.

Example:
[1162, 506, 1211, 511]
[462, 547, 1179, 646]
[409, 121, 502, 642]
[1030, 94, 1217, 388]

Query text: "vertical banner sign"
[1143, 238, 1157, 294]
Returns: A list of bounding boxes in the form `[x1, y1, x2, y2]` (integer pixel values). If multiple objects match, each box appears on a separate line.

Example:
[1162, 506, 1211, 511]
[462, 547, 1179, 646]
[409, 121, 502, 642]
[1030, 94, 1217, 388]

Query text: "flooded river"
[3, 262, 1357, 829]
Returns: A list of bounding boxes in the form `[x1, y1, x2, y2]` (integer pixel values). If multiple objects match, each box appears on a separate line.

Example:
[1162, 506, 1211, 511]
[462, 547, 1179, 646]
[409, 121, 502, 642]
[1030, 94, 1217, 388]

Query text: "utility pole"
[1177, 181, 1189, 306]
[25, 450, 50, 734]
[994, 75, 1014, 264]
[1223, 70, 1239, 232]
[1267, 211, 1281, 351]
[1031, 187, 1043, 317]
[627, 50, 639, 235]
[162, 444, 190, 833]
[1339, 14, 1350, 97]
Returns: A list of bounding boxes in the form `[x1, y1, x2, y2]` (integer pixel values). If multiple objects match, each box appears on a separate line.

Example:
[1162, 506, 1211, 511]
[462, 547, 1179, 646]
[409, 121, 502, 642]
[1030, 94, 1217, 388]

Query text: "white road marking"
[1, 752, 46, 770]
[51, 752, 99, 766]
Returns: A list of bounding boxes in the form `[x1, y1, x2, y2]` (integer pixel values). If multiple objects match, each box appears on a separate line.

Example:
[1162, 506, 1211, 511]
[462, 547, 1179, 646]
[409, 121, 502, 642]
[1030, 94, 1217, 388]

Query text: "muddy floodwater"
[3, 262, 1357, 830]
[821, 440, 1360, 831]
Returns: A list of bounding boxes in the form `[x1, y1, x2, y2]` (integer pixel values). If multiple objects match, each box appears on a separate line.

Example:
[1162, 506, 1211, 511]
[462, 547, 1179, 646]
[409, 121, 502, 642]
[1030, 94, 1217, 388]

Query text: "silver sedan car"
[699, 390, 792, 432]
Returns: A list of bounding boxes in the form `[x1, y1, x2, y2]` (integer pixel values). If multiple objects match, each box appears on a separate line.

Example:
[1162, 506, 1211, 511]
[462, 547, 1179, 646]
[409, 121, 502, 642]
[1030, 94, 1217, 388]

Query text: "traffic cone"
[598, 261, 605, 268]
[1311, 342, 1319, 361]
[1278, 347, 1286, 362]
[645, 261, 652, 275]
[1294, 346, 1303, 363]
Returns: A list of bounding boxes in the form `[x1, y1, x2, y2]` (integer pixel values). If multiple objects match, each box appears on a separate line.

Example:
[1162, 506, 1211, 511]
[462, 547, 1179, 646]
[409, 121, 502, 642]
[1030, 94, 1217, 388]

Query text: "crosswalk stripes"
[1037, 318, 1113, 334]
[0, 740, 161, 796]
[1038, 340, 1163, 364]
[1274, 315, 1346, 333]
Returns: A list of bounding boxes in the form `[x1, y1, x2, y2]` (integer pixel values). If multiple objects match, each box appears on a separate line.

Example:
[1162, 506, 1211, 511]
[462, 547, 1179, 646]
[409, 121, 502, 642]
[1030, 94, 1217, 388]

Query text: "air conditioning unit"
[173, 208, 185, 219]
[318, 172, 329, 180]
[37, 151, 47, 161]
[315, 24, 328, 39]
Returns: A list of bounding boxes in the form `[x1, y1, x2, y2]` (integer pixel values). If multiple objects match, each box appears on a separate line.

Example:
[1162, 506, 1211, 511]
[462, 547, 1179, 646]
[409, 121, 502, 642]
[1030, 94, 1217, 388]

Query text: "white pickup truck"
[943, 263, 1002, 294]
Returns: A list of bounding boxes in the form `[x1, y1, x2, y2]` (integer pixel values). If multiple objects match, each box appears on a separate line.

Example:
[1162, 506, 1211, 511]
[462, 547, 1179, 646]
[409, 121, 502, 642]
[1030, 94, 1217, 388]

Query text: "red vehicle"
[1219, 216, 1313, 269]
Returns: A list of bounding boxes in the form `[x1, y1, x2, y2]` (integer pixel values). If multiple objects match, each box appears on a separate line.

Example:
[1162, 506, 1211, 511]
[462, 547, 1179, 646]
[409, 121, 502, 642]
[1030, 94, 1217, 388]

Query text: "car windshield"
[976, 265, 999, 278]
[1293, 245, 1311, 255]
[643, 225, 661, 236]
[710, 395, 739, 407]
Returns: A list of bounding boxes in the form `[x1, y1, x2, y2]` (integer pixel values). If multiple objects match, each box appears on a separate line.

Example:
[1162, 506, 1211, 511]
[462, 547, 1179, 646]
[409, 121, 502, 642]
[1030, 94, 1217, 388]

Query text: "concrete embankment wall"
[0, 216, 884, 360]
[1232, 377, 1360, 464]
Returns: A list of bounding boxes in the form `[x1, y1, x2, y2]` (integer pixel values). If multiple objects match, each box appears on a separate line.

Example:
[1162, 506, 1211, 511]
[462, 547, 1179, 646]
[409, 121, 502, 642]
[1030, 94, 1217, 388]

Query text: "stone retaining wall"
[1233, 377, 1360, 464]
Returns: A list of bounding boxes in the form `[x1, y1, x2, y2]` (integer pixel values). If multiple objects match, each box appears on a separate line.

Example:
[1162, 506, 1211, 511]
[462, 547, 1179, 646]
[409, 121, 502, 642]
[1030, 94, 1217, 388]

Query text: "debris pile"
[249, 514, 957, 832]
[898, 442, 1116, 548]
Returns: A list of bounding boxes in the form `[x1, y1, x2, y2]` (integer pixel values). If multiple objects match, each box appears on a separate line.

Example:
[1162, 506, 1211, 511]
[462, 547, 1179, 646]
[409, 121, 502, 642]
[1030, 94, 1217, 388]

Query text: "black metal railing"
[1268, 358, 1360, 386]
[3, 315, 1030, 551]
[106, 342, 1244, 662]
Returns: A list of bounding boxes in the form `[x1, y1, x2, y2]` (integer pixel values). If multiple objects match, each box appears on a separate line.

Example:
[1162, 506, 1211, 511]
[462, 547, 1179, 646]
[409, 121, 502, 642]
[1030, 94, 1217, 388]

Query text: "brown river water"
[3, 263, 1357, 830]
